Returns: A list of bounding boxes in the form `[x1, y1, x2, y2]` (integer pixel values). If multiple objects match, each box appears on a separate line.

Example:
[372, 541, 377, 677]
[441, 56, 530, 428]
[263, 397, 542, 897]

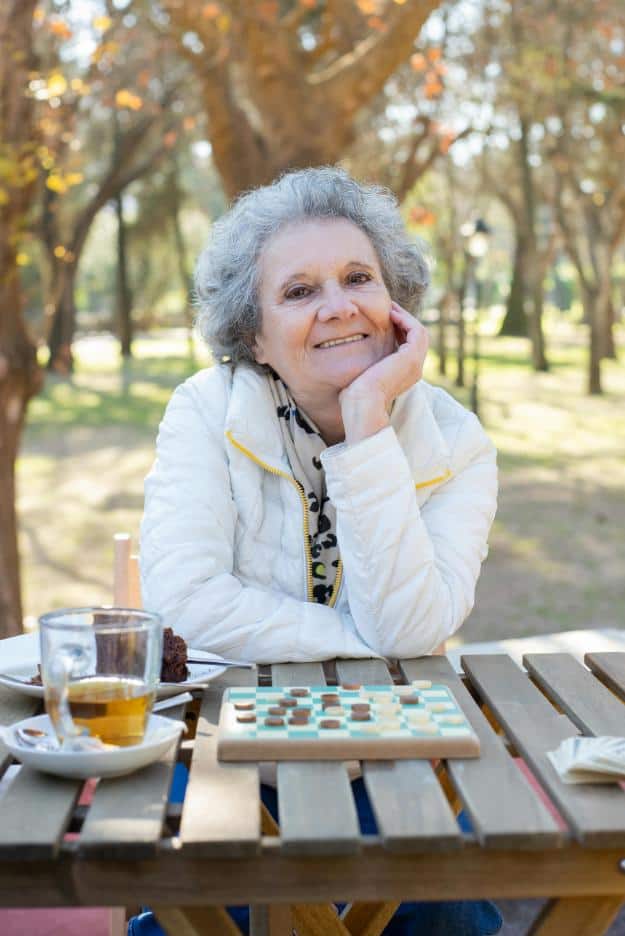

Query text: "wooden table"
[1, 651, 625, 936]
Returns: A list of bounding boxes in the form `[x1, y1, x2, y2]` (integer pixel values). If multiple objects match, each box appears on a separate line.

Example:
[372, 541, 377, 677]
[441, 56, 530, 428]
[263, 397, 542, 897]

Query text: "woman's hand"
[339, 303, 429, 445]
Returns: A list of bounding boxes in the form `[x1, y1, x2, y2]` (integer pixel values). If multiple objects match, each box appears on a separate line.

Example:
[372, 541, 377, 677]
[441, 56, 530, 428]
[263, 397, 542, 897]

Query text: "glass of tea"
[39, 607, 163, 748]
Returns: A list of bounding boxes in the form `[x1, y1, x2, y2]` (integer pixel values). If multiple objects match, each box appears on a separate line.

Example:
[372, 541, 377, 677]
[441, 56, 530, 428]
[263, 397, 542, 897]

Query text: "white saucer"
[0, 634, 228, 699]
[0, 713, 185, 779]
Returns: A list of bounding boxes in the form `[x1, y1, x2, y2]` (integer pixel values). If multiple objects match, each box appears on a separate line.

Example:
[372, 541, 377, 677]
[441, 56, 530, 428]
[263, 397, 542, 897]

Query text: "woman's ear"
[251, 334, 267, 365]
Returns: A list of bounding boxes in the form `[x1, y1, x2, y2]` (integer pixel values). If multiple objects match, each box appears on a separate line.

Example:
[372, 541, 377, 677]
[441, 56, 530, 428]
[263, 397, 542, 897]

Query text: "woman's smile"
[315, 333, 368, 349]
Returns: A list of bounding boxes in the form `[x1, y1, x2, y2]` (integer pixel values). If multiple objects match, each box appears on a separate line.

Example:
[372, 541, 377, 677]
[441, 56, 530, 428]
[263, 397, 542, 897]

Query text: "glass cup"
[39, 607, 163, 748]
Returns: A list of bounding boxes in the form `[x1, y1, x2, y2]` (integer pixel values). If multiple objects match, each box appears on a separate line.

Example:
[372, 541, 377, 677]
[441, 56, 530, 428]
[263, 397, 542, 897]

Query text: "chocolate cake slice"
[160, 627, 189, 683]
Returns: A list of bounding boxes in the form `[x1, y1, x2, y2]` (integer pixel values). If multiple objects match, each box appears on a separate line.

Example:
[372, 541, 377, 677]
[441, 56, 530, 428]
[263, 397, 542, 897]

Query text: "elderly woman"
[140, 167, 497, 664]
[135, 167, 500, 936]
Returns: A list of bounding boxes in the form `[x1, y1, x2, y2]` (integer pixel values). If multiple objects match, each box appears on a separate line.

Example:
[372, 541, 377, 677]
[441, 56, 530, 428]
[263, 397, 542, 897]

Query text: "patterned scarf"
[267, 373, 340, 605]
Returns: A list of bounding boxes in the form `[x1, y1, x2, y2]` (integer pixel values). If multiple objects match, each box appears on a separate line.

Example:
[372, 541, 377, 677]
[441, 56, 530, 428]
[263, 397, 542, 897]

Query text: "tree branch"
[311, 0, 441, 116]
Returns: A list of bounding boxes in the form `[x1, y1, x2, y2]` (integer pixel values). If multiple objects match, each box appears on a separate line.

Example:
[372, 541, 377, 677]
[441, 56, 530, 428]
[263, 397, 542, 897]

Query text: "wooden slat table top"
[0, 684, 81, 860]
[523, 652, 625, 737]
[272, 661, 361, 856]
[5, 647, 625, 910]
[585, 652, 625, 704]
[401, 656, 564, 849]
[177, 667, 261, 857]
[336, 658, 462, 853]
[78, 702, 188, 859]
[462, 653, 625, 847]
[0, 767, 81, 860]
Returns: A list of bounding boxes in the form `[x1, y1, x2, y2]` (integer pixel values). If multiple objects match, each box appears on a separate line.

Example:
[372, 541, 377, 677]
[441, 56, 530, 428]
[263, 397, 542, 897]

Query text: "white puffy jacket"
[140, 364, 497, 663]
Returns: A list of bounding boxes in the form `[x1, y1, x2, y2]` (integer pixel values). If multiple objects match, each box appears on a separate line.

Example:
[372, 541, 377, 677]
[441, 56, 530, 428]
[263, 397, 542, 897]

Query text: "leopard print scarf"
[268, 373, 340, 605]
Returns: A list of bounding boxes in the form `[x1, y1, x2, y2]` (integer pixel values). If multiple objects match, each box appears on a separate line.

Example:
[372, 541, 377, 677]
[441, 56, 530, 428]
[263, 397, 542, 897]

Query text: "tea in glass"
[39, 607, 162, 749]
[46, 675, 154, 746]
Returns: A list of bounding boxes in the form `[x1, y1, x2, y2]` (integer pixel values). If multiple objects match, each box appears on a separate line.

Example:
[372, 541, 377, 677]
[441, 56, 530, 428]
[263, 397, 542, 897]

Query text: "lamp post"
[460, 218, 491, 419]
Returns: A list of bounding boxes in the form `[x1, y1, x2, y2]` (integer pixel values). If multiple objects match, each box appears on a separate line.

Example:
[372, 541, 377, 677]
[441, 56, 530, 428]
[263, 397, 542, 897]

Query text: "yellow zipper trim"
[415, 469, 452, 490]
[225, 430, 343, 606]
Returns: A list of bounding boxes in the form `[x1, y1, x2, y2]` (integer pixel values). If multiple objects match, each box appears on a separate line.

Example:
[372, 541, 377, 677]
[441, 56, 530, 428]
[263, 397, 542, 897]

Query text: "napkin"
[547, 736, 625, 784]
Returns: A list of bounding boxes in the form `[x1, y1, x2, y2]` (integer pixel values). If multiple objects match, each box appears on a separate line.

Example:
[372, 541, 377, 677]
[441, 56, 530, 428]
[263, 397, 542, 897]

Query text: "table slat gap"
[523, 653, 625, 737]
[399, 656, 564, 849]
[461, 653, 625, 847]
[179, 668, 261, 857]
[335, 659, 462, 853]
[78, 704, 188, 859]
[0, 767, 82, 860]
[271, 662, 361, 857]
[585, 653, 625, 705]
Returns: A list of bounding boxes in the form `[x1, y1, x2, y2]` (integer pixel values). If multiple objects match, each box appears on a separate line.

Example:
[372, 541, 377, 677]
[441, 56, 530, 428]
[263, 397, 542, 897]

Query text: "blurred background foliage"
[1, 0, 623, 637]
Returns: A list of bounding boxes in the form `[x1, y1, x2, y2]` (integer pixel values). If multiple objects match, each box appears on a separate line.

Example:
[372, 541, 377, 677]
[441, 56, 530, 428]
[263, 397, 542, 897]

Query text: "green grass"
[27, 343, 206, 435]
[16, 324, 625, 641]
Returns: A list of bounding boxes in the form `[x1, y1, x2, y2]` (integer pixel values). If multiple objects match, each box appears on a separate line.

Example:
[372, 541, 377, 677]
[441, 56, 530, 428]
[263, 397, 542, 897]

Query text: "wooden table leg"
[154, 906, 242, 936]
[290, 903, 350, 935]
[341, 901, 400, 936]
[261, 802, 280, 836]
[250, 904, 293, 935]
[259, 798, 375, 936]
[529, 896, 624, 936]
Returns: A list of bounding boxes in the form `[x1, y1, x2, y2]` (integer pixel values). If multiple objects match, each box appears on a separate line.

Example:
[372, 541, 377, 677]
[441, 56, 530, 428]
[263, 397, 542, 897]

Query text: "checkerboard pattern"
[217, 682, 481, 761]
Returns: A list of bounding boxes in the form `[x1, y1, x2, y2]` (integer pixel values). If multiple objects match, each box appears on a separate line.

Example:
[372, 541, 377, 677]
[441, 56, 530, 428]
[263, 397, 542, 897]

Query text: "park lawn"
[16, 325, 625, 644]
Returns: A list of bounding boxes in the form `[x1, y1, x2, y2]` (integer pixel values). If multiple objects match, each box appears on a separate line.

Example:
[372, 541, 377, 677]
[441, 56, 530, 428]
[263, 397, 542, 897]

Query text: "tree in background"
[546, 0, 625, 394]
[463, 0, 554, 370]
[0, 1, 44, 637]
[345, 5, 471, 200]
[38, 6, 189, 372]
[164, 0, 444, 197]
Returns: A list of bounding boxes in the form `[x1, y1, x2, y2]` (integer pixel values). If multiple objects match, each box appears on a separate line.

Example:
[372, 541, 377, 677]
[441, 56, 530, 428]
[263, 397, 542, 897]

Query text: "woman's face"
[253, 218, 396, 401]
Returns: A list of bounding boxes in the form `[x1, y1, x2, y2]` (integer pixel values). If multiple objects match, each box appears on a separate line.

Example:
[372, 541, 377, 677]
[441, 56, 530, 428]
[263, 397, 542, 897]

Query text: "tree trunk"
[168, 162, 195, 359]
[528, 273, 549, 372]
[582, 286, 602, 395]
[456, 260, 469, 388]
[47, 262, 79, 374]
[437, 291, 450, 378]
[518, 117, 548, 371]
[499, 235, 528, 336]
[0, 0, 43, 635]
[115, 193, 133, 358]
[602, 294, 617, 360]
[0, 257, 42, 636]
[166, 0, 443, 198]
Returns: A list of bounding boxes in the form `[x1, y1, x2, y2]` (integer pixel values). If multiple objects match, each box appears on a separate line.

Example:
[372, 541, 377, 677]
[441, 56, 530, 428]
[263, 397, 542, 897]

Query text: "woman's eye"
[348, 271, 372, 284]
[285, 285, 311, 300]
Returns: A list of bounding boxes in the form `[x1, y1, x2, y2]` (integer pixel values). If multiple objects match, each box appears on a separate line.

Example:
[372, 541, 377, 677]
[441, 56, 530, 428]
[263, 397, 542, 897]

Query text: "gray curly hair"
[194, 166, 429, 366]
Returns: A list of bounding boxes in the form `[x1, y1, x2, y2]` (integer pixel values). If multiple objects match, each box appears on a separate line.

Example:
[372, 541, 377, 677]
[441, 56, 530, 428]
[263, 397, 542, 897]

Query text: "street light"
[460, 218, 491, 418]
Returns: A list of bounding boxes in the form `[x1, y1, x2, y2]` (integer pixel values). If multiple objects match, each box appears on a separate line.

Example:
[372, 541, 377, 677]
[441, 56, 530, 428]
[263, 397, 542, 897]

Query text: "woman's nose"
[317, 283, 358, 321]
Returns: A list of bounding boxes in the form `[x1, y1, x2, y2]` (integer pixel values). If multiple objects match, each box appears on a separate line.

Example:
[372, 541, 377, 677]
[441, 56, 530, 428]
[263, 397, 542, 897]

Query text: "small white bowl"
[0, 713, 185, 779]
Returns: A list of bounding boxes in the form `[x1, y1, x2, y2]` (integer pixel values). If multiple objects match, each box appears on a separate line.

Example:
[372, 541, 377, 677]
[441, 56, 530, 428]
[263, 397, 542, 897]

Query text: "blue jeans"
[129, 769, 502, 936]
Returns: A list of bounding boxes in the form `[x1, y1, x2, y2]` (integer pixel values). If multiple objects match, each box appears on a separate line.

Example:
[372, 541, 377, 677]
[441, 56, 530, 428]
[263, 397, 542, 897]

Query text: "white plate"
[0, 633, 229, 698]
[0, 713, 185, 779]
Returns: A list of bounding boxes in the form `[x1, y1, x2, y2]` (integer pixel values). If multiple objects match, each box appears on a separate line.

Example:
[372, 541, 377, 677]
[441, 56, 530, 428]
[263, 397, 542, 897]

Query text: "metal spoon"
[14, 727, 58, 751]
[12, 693, 191, 752]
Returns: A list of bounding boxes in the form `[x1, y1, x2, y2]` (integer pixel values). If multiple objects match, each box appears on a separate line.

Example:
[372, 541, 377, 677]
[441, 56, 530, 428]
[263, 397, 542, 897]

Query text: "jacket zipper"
[225, 431, 343, 606]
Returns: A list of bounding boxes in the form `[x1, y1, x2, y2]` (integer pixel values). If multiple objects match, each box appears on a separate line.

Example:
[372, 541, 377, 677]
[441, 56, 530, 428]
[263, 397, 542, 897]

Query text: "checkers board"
[217, 682, 480, 761]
